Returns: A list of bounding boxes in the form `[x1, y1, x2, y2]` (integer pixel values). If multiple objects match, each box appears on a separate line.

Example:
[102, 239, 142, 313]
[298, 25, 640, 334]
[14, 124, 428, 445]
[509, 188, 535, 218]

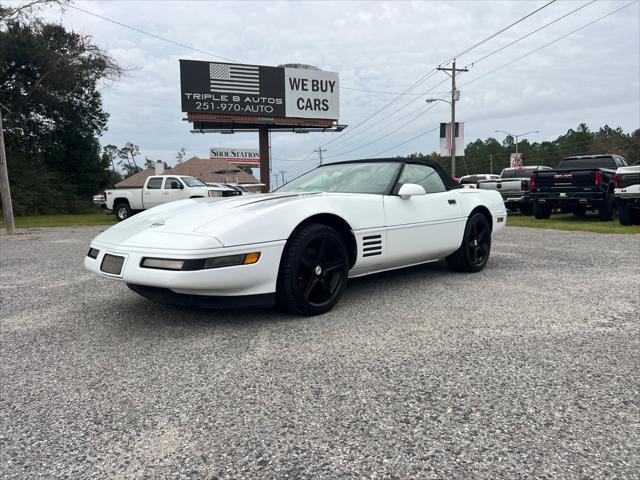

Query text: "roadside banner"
[439, 122, 464, 156]
[510, 153, 524, 168]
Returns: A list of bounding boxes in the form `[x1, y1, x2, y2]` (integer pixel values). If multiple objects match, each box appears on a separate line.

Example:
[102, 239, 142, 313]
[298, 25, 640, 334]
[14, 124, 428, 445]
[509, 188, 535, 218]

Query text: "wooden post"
[0, 110, 16, 234]
[258, 126, 270, 193]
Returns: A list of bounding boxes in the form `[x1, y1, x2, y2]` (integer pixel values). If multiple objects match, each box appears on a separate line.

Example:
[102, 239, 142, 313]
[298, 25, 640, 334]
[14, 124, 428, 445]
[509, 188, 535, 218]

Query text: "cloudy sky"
[37, 0, 640, 181]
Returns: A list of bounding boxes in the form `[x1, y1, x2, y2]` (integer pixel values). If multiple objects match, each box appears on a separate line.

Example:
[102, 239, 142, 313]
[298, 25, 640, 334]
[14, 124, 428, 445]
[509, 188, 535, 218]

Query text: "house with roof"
[115, 156, 261, 189]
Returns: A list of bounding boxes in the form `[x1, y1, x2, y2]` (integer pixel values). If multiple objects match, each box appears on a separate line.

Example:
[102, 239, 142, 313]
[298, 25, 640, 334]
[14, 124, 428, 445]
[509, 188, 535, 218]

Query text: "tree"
[0, 10, 123, 214]
[102, 144, 118, 173]
[175, 147, 186, 165]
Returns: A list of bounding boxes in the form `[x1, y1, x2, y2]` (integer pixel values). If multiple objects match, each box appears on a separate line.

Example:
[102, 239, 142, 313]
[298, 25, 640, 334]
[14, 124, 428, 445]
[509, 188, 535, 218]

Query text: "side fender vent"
[362, 234, 382, 257]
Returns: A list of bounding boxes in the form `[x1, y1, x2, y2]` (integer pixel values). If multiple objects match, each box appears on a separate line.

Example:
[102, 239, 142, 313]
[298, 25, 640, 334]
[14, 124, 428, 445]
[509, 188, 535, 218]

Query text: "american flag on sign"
[209, 63, 260, 95]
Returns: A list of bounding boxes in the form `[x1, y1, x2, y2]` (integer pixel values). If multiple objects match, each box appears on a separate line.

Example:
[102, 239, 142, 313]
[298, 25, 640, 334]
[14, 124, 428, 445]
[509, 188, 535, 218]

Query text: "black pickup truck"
[530, 154, 628, 221]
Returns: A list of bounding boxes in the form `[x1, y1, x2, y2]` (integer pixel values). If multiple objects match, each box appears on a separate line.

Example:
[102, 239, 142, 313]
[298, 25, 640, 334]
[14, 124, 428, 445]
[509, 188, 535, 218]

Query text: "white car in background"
[85, 159, 507, 315]
[459, 174, 500, 189]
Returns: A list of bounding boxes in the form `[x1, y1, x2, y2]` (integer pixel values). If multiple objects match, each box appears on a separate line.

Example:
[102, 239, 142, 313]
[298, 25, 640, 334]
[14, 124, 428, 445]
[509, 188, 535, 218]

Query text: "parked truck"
[96, 175, 241, 221]
[477, 166, 551, 214]
[530, 154, 628, 221]
[614, 163, 640, 225]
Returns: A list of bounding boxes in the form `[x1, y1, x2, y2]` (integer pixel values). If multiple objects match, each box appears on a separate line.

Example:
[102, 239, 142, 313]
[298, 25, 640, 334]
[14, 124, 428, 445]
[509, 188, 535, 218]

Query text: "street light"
[495, 129, 540, 155]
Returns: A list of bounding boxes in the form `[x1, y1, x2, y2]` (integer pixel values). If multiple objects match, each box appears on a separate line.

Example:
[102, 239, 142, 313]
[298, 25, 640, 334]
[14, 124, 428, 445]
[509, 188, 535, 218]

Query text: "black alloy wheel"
[446, 213, 491, 273]
[277, 224, 348, 315]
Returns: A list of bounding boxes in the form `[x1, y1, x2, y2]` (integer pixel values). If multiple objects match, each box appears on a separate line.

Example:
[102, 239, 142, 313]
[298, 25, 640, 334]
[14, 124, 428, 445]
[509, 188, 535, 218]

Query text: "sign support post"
[258, 126, 270, 193]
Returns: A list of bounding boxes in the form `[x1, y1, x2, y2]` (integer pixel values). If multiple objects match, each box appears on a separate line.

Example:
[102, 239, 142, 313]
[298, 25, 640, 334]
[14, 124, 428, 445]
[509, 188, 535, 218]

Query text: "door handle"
[448, 199, 457, 205]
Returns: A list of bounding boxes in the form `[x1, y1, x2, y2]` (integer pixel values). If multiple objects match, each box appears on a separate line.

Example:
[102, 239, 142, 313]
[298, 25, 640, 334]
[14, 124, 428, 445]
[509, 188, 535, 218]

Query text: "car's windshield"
[277, 162, 401, 194]
[181, 176, 207, 187]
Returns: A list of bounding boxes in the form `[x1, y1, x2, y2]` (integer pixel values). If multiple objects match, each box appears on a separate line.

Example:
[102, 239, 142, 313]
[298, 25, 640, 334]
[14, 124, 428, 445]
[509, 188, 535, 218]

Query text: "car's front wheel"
[446, 212, 491, 273]
[276, 224, 349, 316]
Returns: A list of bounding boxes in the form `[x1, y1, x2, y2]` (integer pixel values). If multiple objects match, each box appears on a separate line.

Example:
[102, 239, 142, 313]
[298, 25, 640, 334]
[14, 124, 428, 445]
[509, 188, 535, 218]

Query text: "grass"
[0, 212, 117, 229]
[507, 212, 640, 234]
[1, 210, 638, 234]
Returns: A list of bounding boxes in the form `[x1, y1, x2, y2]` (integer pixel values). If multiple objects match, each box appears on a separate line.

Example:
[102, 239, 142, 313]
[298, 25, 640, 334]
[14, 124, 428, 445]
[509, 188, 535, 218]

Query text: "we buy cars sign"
[180, 60, 339, 120]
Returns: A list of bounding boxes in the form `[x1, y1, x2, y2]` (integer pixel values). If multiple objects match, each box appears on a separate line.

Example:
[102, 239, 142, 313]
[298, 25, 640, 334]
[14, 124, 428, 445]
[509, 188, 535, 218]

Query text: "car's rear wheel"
[276, 224, 348, 316]
[114, 202, 132, 221]
[446, 213, 491, 273]
[533, 203, 551, 219]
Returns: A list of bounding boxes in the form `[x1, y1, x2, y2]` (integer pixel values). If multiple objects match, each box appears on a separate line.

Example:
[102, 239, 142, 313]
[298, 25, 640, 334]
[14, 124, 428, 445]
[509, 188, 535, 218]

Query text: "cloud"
[32, 0, 639, 177]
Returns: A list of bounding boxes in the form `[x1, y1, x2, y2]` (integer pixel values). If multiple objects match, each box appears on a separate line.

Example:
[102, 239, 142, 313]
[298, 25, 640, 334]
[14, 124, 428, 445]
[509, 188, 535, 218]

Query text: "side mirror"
[179, 183, 184, 190]
[398, 183, 426, 200]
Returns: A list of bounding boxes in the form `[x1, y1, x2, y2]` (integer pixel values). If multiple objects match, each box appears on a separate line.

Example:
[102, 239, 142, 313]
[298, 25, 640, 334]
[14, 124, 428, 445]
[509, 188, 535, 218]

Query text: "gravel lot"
[1, 226, 638, 479]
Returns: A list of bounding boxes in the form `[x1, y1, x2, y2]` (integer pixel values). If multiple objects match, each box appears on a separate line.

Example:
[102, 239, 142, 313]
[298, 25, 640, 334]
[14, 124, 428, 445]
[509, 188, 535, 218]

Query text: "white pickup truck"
[477, 166, 551, 214]
[96, 175, 241, 221]
[614, 164, 640, 225]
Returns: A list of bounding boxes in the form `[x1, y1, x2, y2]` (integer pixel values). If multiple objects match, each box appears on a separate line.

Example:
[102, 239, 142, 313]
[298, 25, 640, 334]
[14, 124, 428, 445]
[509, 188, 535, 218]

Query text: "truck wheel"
[533, 203, 551, 219]
[520, 204, 533, 216]
[573, 206, 587, 217]
[597, 194, 616, 221]
[114, 203, 132, 221]
[619, 205, 633, 226]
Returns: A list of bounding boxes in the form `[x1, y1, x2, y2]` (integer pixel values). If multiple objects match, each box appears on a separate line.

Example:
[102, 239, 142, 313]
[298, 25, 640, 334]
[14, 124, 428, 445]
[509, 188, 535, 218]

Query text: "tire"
[276, 224, 349, 316]
[619, 205, 633, 226]
[520, 204, 533, 216]
[573, 206, 587, 217]
[597, 193, 616, 221]
[533, 203, 551, 219]
[446, 213, 491, 273]
[114, 202, 132, 221]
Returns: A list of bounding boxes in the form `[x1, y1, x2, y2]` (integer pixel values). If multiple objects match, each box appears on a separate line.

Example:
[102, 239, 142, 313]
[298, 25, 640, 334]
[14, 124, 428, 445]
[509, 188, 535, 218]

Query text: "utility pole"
[279, 169, 286, 186]
[272, 174, 279, 189]
[0, 110, 16, 235]
[489, 154, 493, 174]
[314, 146, 327, 166]
[437, 59, 468, 178]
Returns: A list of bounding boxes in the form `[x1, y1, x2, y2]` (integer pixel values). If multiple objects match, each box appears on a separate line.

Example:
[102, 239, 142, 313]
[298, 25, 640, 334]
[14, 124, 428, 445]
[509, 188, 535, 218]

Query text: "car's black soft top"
[324, 158, 461, 191]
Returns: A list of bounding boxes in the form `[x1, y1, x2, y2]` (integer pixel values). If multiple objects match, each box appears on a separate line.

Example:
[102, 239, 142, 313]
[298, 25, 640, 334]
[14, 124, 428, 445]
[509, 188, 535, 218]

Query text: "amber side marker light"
[243, 252, 261, 264]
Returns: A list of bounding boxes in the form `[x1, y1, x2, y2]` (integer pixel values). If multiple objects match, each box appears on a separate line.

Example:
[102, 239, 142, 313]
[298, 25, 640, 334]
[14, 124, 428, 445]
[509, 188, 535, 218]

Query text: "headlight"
[87, 248, 100, 259]
[140, 252, 260, 271]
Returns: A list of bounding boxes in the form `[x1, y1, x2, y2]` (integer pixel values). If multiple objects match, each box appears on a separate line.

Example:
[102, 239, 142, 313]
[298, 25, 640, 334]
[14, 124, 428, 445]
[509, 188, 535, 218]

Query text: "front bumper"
[84, 239, 286, 296]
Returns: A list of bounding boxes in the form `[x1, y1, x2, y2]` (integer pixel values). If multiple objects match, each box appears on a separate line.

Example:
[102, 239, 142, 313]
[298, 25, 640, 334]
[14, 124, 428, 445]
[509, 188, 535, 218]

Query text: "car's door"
[384, 164, 465, 265]
[161, 177, 187, 204]
[142, 177, 163, 208]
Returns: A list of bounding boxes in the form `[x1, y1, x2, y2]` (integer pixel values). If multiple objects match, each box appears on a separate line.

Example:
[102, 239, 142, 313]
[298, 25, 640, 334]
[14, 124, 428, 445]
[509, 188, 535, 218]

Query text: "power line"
[319, 2, 558, 152]
[323, 100, 445, 160]
[370, 126, 441, 158]
[67, 4, 241, 63]
[324, 77, 451, 151]
[465, 0, 597, 68]
[460, 1, 639, 89]
[440, 0, 558, 65]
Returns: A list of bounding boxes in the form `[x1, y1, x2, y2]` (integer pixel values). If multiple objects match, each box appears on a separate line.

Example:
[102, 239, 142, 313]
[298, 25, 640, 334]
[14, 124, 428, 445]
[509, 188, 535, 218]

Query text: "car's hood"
[93, 192, 326, 249]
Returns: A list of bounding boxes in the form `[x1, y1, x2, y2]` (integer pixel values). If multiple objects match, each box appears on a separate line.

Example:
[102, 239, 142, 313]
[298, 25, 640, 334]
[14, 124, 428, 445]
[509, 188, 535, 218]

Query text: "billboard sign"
[180, 60, 339, 120]
[210, 147, 260, 167]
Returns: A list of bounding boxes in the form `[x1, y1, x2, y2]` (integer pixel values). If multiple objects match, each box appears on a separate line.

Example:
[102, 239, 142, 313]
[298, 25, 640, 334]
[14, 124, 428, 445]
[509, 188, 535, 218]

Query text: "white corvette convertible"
[85, 159, 506, 315]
